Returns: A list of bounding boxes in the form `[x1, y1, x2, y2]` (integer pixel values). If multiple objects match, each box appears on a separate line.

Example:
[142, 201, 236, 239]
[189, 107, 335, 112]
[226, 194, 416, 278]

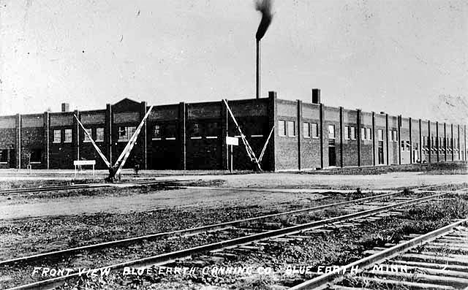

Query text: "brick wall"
[0, 96, 465, 171]
[374, 114, 387, 165]
[342, 109, 359, 167]
[360, 112, 373, 166]
[276, 99, 299, 170]
[400, 118, 410, 164]
[420, 120, 430, 163]
[301, 103, 321, 169]
[324, 106, 341, 168]
[0, 116, 16, 168]
[429, 121, 438, 163]
[388, 116, 398, 165]
[228, 100, 270, 170]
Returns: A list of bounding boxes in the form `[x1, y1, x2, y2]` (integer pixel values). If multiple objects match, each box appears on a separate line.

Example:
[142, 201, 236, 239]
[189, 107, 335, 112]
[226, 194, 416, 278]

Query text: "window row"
[345, 126, 374, 141]
[278, 121, 321, 138]
[278, 120, 296, 137]
[53, 129, 72, 143]
[304, 122, 319, 138]
[190, 122, 219, 137]
[153, 124, 177, 139]
[400, 140, 411, 151]
[422, 136, 459, 149]
[344, 126, 356, 140]
[361, 127, 372, 141]
[280, 121, 374, 142]
[53, 128, 105, 143]
[118, 126, 136, 141]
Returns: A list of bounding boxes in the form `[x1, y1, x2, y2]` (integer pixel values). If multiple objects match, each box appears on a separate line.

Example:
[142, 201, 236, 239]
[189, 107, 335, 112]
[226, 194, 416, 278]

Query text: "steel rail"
[0, 179, 454, 196]
[0, 191, 398, 266]
[0, 184, 112, 195]
[289, 217, 468, 290]
[0, 180, 184, 196]
[6, 192, 447, 290]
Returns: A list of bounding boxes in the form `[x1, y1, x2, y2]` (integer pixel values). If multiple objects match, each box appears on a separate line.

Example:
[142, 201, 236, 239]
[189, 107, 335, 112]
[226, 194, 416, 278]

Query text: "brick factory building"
[0, 90, 466, 171]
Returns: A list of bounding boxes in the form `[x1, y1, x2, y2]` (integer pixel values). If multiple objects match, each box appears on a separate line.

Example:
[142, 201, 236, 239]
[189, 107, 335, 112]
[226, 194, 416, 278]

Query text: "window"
[406, 141, 411, 151]
[96, 128, 104, 142]
[344, 126, 350, 140]
[377, 129, 383, 141]
[53, 130, 61, 143]
[166, 124, 177, 139]
[118, 126, 136, 141]
[366, 128, 372, 140]
[303, 123, 310, 138]
[64, 129, 72, 143]
[153, 125, 161, 139]
[361, 128, 365, 140]
[311, 123, 319, 138]
[287, 121, 296, 137]
[206, 122, 219, 137]
[278, 121, 286, 137]
[328, 125, 335, 139]
[0, 149, 7, 162]
[401, 140, 405, 151]
[392, 130, 397, 142]
[30, 149, 42, 163]
[84, 128, 92, 142]
[350, 127, 356, 140]
[192, 123, 200, 137]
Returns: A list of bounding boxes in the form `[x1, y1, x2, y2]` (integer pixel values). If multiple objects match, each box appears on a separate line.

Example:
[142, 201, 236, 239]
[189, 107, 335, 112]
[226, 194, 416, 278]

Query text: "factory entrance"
[378, 141, 384, 164]
[328, 140, 336, 167]
[412, 143, 419, 163]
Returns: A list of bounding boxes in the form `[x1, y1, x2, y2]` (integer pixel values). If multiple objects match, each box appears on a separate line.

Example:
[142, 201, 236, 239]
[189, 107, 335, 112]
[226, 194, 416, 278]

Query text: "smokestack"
[312, 89, 321, 104]
[256, 40, 261, 99]
[61, 103, 70, 112]
[255, 0, 273, 99]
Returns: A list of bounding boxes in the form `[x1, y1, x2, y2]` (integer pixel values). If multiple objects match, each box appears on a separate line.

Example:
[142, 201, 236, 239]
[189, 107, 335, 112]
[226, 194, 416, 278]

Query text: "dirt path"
[0, 172, 465, 220]
[0, 188, 325, 220]
[157, 172, 467, 189]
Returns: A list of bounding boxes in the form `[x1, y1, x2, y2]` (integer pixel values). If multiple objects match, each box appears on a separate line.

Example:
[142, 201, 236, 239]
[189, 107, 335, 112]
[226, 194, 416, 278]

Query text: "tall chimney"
[312, 89, 321, 104]
[254, 0, 273, 99]
[61, 103, 70, 112]
[256, 40, 261, 99]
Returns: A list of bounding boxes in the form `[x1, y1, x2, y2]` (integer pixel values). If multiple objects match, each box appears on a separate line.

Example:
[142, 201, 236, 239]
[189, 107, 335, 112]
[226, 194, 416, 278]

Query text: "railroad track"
[2, 189, 455, 290]
[0, 179, 190, 196]
[0, 181, 456, 196]
[291, 218, 468, 290]
[0, 183, 113, 195]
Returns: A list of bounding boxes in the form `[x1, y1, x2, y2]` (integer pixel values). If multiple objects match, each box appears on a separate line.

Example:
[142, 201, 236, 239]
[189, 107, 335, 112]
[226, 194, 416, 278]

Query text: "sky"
[0, 0, 467, 122]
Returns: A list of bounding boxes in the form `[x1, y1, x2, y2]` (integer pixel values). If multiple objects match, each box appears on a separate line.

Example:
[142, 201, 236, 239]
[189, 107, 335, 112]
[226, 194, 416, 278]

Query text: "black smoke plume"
[255, 0, 273, 40]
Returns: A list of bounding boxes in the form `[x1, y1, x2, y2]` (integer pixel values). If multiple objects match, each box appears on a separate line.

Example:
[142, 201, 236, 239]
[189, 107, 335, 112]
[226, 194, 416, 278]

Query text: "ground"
[0, 166, 467, 289]
[0, 170, 467, 219]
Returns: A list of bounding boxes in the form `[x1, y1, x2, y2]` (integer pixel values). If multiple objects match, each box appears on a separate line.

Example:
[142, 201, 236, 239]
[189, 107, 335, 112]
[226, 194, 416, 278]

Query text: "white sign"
[74, 160, 96, 166]
[226, 136, 239, 146]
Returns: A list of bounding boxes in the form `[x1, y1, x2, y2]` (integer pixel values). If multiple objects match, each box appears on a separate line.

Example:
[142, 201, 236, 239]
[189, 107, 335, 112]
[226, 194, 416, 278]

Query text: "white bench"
[74, 160, 96, 177]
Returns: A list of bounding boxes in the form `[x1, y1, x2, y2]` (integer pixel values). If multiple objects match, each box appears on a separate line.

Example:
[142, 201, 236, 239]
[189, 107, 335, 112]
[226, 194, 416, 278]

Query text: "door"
[378, 141, 384, 164]
[329, 146, 336, 166]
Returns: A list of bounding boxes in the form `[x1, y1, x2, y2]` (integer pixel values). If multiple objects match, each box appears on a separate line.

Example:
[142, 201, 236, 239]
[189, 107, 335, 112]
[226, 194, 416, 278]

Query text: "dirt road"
[0, 172, 466, 220]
